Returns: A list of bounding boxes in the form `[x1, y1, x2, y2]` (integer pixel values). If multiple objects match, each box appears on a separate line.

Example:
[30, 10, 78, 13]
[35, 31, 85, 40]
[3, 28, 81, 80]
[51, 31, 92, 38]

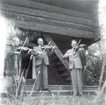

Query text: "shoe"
[79, 93, 83, 96]
[73, 92, 78, 96]
[43, 88, 49, 91]
[36, 89, 40, 93]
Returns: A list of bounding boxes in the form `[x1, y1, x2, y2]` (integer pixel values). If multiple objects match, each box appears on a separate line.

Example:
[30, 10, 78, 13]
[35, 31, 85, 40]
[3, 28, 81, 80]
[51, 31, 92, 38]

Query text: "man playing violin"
[63, 39, 86, 96]
[31, 38, 55, 91]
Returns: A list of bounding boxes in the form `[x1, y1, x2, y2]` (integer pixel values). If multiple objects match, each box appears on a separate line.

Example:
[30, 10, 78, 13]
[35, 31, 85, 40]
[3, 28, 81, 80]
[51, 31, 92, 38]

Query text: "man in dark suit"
[63, 40, 86, 96]
[32, 38, 54, 91]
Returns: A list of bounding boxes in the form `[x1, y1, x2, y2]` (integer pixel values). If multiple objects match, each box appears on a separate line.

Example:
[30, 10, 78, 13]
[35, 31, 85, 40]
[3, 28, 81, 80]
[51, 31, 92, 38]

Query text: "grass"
[2, 94, 97, 105]
[23, 96, 96, 105]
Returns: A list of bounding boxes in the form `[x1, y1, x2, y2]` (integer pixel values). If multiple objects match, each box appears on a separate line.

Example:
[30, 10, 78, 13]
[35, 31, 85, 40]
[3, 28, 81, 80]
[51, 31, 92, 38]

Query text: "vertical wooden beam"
[18, 55, 22, 77]
[14, 50, 19, 98]
[43, 34, 69, 71]
[14, 51, 19, 78]
[32, 56, 36, 79]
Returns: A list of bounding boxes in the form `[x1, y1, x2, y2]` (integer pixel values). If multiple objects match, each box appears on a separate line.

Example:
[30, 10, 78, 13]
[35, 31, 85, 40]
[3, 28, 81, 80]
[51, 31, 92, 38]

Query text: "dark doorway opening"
[21, 51, 32, 79]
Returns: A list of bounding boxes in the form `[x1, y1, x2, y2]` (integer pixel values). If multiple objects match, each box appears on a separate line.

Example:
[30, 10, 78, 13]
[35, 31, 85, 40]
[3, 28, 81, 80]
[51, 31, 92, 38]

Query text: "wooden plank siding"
[4, 19, 95, 38]
[91, 3, 101, 41]
[0, 1, 99, 40]
[0, 3, 94, 26]
[2, 11, 95, 32]
[0, 0, 93, 19]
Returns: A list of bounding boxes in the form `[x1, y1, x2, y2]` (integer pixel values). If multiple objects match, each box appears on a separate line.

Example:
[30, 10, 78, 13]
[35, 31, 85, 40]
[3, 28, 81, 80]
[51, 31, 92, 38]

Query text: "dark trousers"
[35, 62, 48, 90]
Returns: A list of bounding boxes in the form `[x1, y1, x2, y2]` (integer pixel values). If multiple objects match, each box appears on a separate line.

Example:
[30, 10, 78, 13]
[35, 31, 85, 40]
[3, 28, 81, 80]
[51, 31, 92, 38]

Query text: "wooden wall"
[0, 0, 100, 44]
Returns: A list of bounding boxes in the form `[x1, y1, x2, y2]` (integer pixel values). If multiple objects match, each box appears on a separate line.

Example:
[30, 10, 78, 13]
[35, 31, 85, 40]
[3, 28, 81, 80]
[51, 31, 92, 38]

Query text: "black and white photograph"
[0, 0, 106, 105]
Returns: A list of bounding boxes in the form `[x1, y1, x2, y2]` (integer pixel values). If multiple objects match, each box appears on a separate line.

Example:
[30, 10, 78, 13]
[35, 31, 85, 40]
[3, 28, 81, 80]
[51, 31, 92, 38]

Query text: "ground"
[2, 95, 97, 105]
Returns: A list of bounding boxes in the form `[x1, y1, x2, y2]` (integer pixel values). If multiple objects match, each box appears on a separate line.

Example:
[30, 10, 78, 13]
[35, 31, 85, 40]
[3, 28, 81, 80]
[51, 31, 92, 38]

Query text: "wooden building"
[0, 0, 100, 86]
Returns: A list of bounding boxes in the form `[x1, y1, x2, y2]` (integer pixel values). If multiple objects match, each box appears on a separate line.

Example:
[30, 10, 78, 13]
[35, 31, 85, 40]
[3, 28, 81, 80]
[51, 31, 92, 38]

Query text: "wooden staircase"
[43, 34, 71, 83]
[51, 53, 71, 83]
[0, 80, 98, 105]
[22, 85, 98, 96]
[1, 85, 98, 105]
[2, 82, 98, 97]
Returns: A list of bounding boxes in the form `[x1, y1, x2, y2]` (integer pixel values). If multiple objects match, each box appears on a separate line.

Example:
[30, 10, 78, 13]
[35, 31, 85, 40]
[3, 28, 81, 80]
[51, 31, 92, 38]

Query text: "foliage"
[83, 43, 105, 86]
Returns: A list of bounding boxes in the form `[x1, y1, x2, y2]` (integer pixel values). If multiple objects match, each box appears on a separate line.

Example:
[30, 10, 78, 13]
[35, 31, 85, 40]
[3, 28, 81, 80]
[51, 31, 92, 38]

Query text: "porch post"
[19, 54, 22, 77]
[32, 56, 36, 79]
[14, 50, 19, 82]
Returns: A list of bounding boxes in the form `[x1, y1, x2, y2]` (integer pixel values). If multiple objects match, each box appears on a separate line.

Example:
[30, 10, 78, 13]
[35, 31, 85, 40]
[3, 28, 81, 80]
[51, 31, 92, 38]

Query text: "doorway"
[21, 51, 32, 79]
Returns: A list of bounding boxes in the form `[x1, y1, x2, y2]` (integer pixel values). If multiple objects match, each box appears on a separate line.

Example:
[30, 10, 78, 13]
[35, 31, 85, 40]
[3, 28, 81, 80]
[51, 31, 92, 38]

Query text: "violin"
[29, 41, 56, 59]
[38, 41, 56, 51]
[73, 43, 86, 52]
[40, 45, 56, 50]
[17, 46, 31, 51]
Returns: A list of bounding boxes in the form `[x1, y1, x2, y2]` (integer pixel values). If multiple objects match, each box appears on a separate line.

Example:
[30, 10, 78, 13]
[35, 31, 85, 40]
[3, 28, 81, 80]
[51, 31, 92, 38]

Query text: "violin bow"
[77, 39, 81, 49]
[73, 39, 81, 51]
[30, 41, 51, 59]
[19, 37, 28, 54]
[42, 41, 51, 53]
[78, 39, 81, 45]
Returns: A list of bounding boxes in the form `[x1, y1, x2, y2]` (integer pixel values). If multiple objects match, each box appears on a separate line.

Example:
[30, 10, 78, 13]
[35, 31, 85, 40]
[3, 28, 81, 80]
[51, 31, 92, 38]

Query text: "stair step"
[57, 66, 66, 71]
[48, 85, 98, 90]
[51, 55, 59, 61]
[56, 62, 63, 66]
[1, 91, 97, 100]
[21, 89, 97, 93]
[21, 90, 97, 96]
[61, 72, 70, 77]
[57, 69, 66, 73]
[1, 85, 98, 100]
[7, 85, 98, 92]
[65, 77, 71, 81]
[24, 79, 35, 85]
[55, 65, 64, 69]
